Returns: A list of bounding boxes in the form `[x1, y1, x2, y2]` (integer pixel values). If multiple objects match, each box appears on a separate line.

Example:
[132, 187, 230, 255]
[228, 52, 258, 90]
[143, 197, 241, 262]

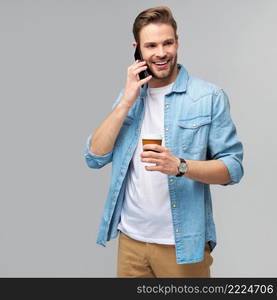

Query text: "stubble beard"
[149, 54, 178, 80]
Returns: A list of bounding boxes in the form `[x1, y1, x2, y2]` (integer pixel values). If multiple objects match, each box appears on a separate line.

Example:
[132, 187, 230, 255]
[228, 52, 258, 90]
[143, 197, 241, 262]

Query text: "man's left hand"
[141, 144, 180, 175]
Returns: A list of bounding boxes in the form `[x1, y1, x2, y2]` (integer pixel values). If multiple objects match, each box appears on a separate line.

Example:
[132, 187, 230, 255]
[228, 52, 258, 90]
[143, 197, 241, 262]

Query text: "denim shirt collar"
[140, 64, 188, 98]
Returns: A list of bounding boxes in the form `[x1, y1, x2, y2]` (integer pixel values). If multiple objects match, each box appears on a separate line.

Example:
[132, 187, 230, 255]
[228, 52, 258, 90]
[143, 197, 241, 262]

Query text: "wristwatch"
[176, 158, 188, 177]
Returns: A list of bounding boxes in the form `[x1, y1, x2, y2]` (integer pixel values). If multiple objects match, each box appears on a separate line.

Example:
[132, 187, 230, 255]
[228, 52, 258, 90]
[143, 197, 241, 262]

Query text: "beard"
[147, 54, 178, 80]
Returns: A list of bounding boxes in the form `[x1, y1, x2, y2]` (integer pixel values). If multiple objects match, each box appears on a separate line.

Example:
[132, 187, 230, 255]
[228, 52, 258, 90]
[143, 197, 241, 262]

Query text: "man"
[84, 6, 244, 278]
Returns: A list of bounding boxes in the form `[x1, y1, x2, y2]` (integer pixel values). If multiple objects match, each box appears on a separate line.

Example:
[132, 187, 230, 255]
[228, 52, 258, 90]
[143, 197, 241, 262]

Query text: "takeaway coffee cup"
[142, 134, 162, 152]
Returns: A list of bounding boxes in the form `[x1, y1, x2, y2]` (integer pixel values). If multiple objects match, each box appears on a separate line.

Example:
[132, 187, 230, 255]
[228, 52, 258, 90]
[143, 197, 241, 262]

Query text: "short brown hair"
[133, 6, 177, 44]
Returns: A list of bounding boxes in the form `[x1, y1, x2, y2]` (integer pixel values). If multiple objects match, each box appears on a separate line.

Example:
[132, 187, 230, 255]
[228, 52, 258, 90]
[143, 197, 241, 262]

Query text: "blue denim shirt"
[84, 64, 244, 264]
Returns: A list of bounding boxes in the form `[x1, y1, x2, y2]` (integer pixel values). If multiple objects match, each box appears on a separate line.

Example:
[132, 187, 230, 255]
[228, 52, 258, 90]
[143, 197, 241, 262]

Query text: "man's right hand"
[120, 60, 152, 108]
[89, 61, 152, 156]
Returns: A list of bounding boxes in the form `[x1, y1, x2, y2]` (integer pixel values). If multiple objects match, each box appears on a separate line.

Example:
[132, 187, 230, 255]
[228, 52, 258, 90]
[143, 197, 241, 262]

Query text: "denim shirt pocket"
[178, 115, 211, 154]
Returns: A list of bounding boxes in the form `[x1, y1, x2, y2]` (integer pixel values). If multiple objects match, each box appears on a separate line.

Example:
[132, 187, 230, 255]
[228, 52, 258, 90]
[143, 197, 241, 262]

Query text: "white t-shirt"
[117, 82, 175, 244]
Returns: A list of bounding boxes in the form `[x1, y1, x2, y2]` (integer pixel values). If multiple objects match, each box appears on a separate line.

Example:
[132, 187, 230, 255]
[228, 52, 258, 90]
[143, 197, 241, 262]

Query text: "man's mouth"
[152, 59, 170, 69]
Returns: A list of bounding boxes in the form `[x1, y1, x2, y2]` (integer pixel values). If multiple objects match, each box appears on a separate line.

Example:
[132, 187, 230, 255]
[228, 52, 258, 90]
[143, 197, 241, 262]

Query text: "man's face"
[138, 23, 179, 85]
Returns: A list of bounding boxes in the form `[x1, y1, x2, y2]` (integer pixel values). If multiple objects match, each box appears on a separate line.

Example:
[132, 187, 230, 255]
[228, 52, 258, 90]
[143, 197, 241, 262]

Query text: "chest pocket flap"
[178, 115, 211, 129]
[177, 115, 211, 154]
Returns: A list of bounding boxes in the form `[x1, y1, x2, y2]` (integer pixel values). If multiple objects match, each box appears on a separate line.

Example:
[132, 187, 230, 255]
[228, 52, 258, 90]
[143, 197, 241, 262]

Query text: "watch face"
[179, 162, 187, 173]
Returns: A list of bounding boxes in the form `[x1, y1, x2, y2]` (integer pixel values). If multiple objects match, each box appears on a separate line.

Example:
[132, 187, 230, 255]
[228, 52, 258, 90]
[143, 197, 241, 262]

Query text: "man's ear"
[132, 42, 137, 48]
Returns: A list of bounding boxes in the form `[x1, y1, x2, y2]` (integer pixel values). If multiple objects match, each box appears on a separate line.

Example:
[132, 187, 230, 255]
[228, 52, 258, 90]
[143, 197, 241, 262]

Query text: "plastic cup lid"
[142, 134, 162, 140]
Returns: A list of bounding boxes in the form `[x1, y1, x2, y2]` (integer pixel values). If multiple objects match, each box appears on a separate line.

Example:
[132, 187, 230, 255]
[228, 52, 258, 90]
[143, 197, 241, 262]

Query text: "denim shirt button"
[176, 228, 179, 233]
[172, 204, 176, 208]
[170, 178, 174, 183]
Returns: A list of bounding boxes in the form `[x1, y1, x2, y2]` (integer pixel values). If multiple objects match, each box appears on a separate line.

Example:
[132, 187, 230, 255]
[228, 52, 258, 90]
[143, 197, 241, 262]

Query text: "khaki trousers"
[117, 232, 213, 278]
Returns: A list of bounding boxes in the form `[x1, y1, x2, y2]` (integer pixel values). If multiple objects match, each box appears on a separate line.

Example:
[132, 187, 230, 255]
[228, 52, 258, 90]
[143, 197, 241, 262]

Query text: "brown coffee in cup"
[142, 134, 162, 152]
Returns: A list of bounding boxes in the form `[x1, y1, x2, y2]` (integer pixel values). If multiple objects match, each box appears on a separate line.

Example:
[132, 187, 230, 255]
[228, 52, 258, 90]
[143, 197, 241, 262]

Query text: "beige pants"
[117, 232, 213, 278]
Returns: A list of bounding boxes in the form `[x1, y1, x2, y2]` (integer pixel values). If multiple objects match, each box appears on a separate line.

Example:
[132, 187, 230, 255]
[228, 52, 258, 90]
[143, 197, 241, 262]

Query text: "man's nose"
[156, 46, 166, 58]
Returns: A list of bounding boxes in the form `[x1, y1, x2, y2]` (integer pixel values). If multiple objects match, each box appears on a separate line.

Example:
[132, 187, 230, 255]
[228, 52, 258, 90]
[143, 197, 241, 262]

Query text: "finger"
[139, 74, 152, 86]
[129, 62, 147, 76]
[141, 150, 160, 158]
[134, 65, 148, 76]
[141, 158, 160, 164]
[135, 60, 146, 65]
[128, 61, 146, 73]
[143, 144, 165, 153]
[145, 165, 162, 172]
[133, 60, 146, 68]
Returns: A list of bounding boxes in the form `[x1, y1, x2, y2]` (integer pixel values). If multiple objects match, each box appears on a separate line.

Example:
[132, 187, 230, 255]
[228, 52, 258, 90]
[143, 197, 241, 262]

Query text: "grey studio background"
[0, 0, 276, 277]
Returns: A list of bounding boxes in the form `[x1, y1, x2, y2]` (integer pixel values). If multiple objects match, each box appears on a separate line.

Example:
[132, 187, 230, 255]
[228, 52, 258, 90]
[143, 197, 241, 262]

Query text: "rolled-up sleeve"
[83, 90, 124, 169]
[208, 89, 244, 185]
[84, 134, 113, 169]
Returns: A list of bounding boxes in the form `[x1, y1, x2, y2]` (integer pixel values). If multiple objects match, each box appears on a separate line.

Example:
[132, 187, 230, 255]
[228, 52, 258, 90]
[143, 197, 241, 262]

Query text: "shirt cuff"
[218, 156, 243, 185]
[84, 135, 113, 168]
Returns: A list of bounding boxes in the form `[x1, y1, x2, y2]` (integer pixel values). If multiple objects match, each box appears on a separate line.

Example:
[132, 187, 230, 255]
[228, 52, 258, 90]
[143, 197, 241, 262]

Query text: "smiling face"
[137, 23, 179, 88]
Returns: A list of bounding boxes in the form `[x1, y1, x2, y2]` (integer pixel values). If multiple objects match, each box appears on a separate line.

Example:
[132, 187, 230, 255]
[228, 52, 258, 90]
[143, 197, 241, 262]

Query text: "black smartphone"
[134, 45, 152, 81]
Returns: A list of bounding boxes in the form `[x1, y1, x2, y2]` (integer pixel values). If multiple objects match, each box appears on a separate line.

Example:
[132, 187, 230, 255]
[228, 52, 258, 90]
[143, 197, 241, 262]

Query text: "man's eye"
[165, 41, 173, 45]
[147, 45, 155, 48]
